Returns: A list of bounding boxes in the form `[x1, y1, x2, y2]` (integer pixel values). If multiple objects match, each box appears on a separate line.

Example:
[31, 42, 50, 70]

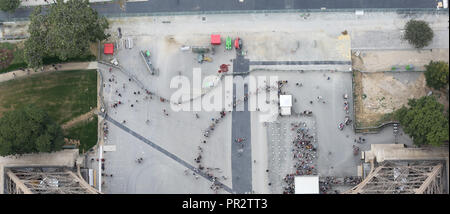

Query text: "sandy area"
[355, 71, 428, 127]
[352, 49, 449, 72]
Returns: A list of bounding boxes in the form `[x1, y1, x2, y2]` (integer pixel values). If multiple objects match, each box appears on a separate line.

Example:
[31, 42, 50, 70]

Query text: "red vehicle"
[234, 37, 242, 49]
[218, 64, 229, 73]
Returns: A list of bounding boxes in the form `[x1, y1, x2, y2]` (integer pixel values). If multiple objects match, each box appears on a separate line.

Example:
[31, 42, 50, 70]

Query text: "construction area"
[352, 48, 449, 128]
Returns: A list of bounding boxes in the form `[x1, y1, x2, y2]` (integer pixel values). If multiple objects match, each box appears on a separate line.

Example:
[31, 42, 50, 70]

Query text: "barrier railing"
[355, 121, 399, 134]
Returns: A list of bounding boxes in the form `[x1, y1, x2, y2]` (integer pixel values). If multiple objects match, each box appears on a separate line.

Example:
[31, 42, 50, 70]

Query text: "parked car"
[235, 37, 242, 49]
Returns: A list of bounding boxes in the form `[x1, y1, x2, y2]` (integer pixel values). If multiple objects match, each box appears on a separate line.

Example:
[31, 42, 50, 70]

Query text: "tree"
[0, 0, 21, 12]
[24, 6, 48, 68]
[403, 20, 434, 49]
[394, 96, 448, 147]
[0, 105, 64, 156]
[424, 60, 449, 90]
[24, 0, 109, 68]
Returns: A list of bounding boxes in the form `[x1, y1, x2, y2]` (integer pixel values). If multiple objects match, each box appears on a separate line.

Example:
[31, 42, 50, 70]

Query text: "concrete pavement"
[103, 113, 233, 193]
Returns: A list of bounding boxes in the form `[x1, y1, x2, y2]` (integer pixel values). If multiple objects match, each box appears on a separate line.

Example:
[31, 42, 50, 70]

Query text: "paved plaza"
[85, 11, 448, 194]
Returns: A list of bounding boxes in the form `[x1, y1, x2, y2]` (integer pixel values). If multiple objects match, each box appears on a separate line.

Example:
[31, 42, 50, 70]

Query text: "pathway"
[231, 53, 252, 193]
[0, 61, 98, 83]
[61, 109, 97, 130]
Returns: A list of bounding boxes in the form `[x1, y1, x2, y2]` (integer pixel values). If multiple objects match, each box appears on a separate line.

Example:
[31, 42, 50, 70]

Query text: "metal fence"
[355, 121, 399, 134]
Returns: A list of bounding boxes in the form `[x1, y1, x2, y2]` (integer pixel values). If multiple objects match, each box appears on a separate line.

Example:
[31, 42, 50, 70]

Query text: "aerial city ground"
[0, 0, 448, 196]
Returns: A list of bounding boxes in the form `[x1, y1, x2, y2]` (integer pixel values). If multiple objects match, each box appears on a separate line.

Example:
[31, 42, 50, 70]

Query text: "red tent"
[104, 43, 114, 55]
[211, 34, 221, 45]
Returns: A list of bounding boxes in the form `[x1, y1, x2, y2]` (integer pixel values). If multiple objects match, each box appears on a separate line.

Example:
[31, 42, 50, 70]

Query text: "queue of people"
[282, 122, 318, 194]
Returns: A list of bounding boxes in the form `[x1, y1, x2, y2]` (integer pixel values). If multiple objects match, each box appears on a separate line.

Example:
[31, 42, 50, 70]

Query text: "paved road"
[231, 53, 252, 193]
[250, 60, 352, 65]
[0, 0, 440, 21]
[102, 113, 233, 193]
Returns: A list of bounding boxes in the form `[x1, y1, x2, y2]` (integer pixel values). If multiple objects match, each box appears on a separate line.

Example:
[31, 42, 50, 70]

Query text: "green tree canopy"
[24, 0, 109, 68]
[0, 0, 21, 12]
[424, 60, 449, 90]
[403, 20, 434, 49]
[0, 105, 64, 156]
[395, 96, 448, 147]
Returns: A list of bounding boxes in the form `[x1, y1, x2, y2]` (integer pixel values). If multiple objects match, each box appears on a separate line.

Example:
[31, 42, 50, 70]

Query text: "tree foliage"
[0, 0, 21, 12]
[424, 60, 449, 90]
[24, 0, 109, 68]
[0, 105, 64, 156]
[403, 20, 434, 49]
[394, 96, 448, 147]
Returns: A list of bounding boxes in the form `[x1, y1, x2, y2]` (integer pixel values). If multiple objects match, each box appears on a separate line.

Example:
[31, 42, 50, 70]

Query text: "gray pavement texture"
[97, 36, 235, 194]
[87, 12, 431, 193]
[0, 0, 442, 21]
[253, 70, 414, 181]
[231, 53, 252, 193]
[103, 113, 233, 193]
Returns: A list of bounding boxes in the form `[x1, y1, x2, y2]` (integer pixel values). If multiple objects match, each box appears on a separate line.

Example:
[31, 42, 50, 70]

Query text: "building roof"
[104, 43, 114, 55]
[211, 34, 221, 45]
[281, 107, 291, 115]
[295, 176, 319, 194]
[280, 95, 292, 107]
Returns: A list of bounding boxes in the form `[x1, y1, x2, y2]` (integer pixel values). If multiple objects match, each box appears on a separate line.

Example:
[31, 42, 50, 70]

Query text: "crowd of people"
[195, 110, 233, 193]
[282, 122, 318, 194]
[319, 176, 363, 194]
[103, 122, 109, 140]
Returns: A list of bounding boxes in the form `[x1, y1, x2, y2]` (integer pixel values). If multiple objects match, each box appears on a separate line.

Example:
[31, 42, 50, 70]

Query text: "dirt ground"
[61, 109, 96, 130]
[354, 71, 448, 127]
[352, 46, 449, 128]
[352, 49, 449, 73]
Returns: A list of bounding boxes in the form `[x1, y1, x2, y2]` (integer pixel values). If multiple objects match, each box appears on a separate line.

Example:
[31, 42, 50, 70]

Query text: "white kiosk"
[280, 95, 292, 116]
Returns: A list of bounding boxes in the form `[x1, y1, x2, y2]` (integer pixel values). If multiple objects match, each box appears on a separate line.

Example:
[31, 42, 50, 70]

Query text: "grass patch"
[0, 42, 96, 74]
[0, 69, 97, 124]
[0, 42, 27, 74]
[64, 117, 98, 153]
